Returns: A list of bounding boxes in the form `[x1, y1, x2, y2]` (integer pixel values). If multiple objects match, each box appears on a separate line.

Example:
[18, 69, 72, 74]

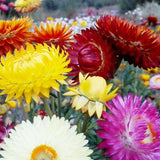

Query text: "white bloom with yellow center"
[0, 116, 92, 160]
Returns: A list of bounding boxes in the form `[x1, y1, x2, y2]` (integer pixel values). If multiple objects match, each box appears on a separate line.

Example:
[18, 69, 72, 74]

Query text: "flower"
[0, 4, 8, 11]
[15, 0, 42, 14]
[147, 16, 158, 26]
[8, 2, 15, 8]
[149, 74, 160, 90]
[0, 17, 32, 56]
[0, 43, 71, 104]
[67, 28, 121, 84]
[139, 73, 150, 81]
[96, 94, 160, 160]
[0, 115, 92, 160]
[31, 21, 73, 51]
[64, 73, 118, 118]
[96, 15, 160, 69]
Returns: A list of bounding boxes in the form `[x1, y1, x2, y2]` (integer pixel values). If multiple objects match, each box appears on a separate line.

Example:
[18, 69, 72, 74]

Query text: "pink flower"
[149, 74, 160, 90]
[96, 94, 160, 160]
[0, 0, 6, 2]
[0, 4, 8, 11]
[8, 2, 15, 8]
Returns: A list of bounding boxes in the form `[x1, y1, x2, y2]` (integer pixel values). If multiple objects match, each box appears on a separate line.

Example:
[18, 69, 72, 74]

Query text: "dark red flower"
[67, 28, 121, 85]
[147, 16, 158, 26]
[96, 15, 160, 69]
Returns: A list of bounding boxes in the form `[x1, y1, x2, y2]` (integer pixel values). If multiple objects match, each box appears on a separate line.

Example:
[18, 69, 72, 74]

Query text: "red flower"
[67, 28, 121, 85]
[96, 15, 160, 69]
[147, 16, 158, 26]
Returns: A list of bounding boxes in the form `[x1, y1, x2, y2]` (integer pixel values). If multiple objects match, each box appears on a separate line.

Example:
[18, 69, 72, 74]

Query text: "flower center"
[155, 77, 160, 84]
[30, 145, 58, 160]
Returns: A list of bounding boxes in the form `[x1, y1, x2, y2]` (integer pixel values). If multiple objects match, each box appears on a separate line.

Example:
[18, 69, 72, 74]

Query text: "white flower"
[149, 74, 160, 90]
[0, 116, 92, 160]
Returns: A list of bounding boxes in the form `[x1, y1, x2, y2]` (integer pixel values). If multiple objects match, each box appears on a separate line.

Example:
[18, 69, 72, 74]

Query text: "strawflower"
[97, 94, 160, 160]
[15, 0, 42, 14]
[64, 73, 118, 118]
[0, 43, 71, 104]
[67, 28, 121, 84]
[0, 4, 8, 11]
[149, 74, 160, 90]
[31, 21, 73, 51]
[0, 17, 32, 56]
[0, 115, 92, 160]
[96, 15, 160, 69]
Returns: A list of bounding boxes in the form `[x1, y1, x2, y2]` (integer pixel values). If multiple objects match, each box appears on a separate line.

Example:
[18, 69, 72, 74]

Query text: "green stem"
[82, 113, 90, 133]
[42, 97, 52, 118]
[86, 121, 97, 131]
[57, 92, 62, 118]
[50, 96, 55, 114]
[20, 101, 28, 121]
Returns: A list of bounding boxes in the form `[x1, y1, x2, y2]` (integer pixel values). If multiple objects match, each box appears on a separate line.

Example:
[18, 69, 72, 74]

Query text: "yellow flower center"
[30, 145, 58, 160]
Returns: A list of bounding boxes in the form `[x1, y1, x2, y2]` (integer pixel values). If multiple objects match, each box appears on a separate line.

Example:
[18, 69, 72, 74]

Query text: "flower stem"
[20, 101, 28, 121]
[82, 113, 90, 133]
[42, 97, 52, 118]
[57, 92, 61, 118]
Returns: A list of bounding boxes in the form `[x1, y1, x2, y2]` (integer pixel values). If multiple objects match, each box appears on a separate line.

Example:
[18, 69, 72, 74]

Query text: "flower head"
[64, 73, 118, 118]
[149, 74, 160, 90]
[0, 43, 71, 104]
[96, 15, 160, 69]
[0, 17, 32, 56]
[15, 0, 42, 14]
[97, 94, 160, 160]
[0, 115, 92, 160]
[67, 28, 121, 84]
[0, 4, 8, 11]
[31, 21, 73, 51]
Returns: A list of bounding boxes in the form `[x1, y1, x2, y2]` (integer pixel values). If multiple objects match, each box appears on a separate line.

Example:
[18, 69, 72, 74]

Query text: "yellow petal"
[87, 101, 96, 117]
[95, 102, 103, 118]
[75, 96, 88, 110]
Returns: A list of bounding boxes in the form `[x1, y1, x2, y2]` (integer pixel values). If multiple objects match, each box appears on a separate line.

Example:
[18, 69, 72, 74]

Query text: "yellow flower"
[47, 17, 54, 21]
[6, 101, 17, 108]
[139, 73, 150, 81]
[0, 43, 71, 104]
[143, 81, 149, 86]
[157, 26, 160, 32]
[147, 67, 159, 74]
[80, 21, 87, 27]
[71, 21, 78, 25]
[64, 73, 118, 118]
[15, 0, 42, 14]
[0, 104, 9, 114]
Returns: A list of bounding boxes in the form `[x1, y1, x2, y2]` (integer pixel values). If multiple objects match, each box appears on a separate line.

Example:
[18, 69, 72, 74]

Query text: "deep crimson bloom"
[96, 15, 160, 69]
[97, 94, 160, 160]
[67, 28, 121, 84]
[147, 16, 158, 26]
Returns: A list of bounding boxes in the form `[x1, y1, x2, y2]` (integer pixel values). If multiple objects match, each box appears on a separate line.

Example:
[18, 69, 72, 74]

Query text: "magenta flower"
[96, 94, 160, 160]
[0, 4, 8, 11]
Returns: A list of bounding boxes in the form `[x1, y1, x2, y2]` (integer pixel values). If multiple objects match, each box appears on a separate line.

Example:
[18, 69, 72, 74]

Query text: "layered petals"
[0, 43, 71, 104]
[67, 28, 121, 84]
[96, 15, 160, 69]
[97, 94, 160, 160]
[0, 17, 33, 56]
[64, 73, 118, 118]
[31, 21, 73, 51]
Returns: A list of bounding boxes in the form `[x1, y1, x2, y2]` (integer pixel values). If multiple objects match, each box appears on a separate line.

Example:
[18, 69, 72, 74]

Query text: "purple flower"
[149, 74, 160, 90]
[96, 94, 160, 160]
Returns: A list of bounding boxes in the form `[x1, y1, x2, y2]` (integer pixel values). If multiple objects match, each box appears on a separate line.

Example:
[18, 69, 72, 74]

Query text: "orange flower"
[15, 0, 42, 14]
[31, 21, 73, 51]
[0, 17, 32, 56]
[96, 15, 160, 69]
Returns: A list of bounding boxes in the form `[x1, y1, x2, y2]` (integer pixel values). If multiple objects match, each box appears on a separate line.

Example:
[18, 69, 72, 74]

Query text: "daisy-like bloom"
[64, 73, 118, 118]
[67, 28, 121, 84]
[0, 43, 71, 104]
[15, 0, 42, 14]
[96, 15, 160, 69]
[31, 21, 73, 51]
[96, 94, 160, 160]
[0, 115, 92, 160]
[149, 74, 160, 90]
[0, 17, 32, 56]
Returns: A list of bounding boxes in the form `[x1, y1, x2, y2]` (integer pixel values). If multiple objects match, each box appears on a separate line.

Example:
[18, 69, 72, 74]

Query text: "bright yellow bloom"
[15, 0, 42, 14]
[0, 43, 71, 104]
[64, 73, 118, 118]
[47, 17, 54, 21]
[6, 101, 17, 108]
[147, 67, 159, 74]
[143, 81, 149, 86]
[139, 73, 150, 81]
